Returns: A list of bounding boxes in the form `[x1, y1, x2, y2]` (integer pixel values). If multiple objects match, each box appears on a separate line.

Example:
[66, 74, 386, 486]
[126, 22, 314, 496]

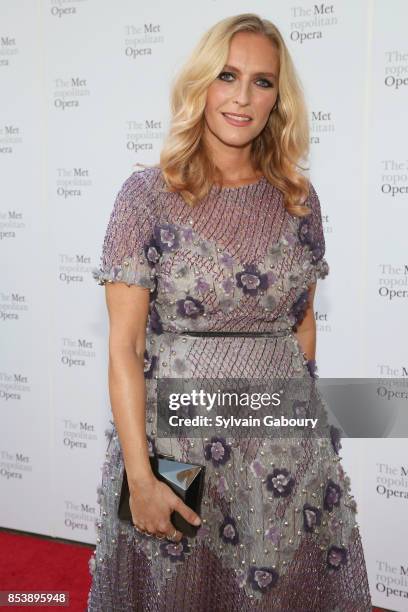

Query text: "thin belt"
[180, 329, 292, 338]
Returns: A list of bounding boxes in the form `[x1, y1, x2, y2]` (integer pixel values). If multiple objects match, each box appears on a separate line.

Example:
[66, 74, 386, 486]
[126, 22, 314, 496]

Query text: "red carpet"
[0, 528, 392, 611]
[0, 529, 94, 611]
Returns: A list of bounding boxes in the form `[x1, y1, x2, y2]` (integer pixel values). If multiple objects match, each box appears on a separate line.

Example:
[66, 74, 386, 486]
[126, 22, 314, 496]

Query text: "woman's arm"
[105, 282, 201, 540]
[105, 282, 153, 485]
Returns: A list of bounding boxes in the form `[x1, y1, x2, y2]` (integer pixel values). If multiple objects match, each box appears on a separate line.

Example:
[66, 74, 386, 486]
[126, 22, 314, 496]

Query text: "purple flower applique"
[266, 271, 277, 286]
[302, 503, 322, 533]
[204, 436, 231, 466]
[219, 252, 234, 269]
[196, 524, 210, 539]
[154, 223, 180, 252]
[250, 458, 267, 479]
[181, 227, 194, 242]
[219, 516, 239, 545]
[235, 264, 269, 296]
[217, 475, 229, 496]
[146, 435, 156, 456]
[143, 349, 157, 379]
[264, 525, 280, 545]
[194, 277, 211, 294]
[144, 237, 162, 266]
[248, 566, 279, 592]
[161, 276, 177, 293]
[266, 468, 295, 498]
[293, 400, 308, 419]
[285, 231, 297, 247]
[159, 537, 190, 562]
[234, 568, 247, 589]
[221, 277, 235, 294]
[330, 425, 342, 455]
[176, 296, 205, 318]
[149, 303, 163, 334]
[323, 479, 342, 512]
[291, 289, 309, 328]
[298, 217, 312, 246]
[327, 545, 348, 570]
[309, 239, 325, 264]
[298, 217, 324, 264]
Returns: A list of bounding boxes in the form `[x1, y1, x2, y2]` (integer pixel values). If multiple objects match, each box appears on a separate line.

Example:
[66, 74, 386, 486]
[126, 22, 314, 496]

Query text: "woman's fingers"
[172, 497, 201, 527]
[158, 520, 183, 543]
[133, 521, 182, 542]
[129, 479, 200, 540]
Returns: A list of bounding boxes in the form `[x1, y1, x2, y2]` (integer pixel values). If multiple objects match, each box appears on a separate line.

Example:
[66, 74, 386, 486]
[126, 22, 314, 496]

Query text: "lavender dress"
[87, 167, 372, 611]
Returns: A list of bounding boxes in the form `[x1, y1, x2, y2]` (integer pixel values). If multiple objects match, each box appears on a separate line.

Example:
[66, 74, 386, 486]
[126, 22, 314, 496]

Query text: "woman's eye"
[217, 72, 273, 88]
[257, 78, 273, 88]
[218, 71, 234, 81]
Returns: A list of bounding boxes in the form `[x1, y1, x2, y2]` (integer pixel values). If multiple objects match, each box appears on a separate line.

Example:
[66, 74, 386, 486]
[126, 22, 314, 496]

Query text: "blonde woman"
[87, 13, 371, 611]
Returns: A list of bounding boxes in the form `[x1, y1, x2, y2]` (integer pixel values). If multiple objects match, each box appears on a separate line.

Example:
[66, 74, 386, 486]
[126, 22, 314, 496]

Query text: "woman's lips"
[222, 112, 253, 127]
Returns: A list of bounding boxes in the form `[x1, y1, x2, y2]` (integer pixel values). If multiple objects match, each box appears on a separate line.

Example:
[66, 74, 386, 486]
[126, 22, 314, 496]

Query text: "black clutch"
[118, 453, 205, 538]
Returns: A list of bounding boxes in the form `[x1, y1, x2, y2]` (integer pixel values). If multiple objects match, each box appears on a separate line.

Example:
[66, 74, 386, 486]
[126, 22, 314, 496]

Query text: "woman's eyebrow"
[223, 64, 277, 79]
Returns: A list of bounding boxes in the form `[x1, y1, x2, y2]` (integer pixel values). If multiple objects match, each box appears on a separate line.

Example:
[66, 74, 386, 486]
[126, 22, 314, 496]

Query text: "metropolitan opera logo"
[0, 124, 23, 155]
[380, 159, 408, 198]
[0, 34, 18, 67]
[289, 3, 338, 44]
[56, 167, 92, 199]
[52, 77, 90, 111]
[124, 22, 164, 59]
[125, 118, 165, 154]
[377, 263, 408, 300]
[0, 449, 32, 481]
[62, 418, 97, 451]
[64, 498, 96, 532]
[49, 0, 87, 19]
[384, 49, 408, 90]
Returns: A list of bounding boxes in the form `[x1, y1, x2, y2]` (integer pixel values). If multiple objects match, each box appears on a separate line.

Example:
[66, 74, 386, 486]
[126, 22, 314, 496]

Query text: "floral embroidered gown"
[87, 166, 372, 611]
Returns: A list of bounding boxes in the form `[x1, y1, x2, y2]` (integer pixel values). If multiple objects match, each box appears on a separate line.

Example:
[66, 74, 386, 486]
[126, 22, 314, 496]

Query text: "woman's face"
[204, 31, 280, 151]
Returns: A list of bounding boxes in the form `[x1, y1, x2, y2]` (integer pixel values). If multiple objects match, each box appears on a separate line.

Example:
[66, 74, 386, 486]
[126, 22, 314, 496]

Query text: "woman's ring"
[167, 528, 178, 542]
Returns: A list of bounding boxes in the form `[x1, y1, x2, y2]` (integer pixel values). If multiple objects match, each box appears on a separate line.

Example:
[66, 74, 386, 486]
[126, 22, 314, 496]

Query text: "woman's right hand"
[128, 475, 201, 542]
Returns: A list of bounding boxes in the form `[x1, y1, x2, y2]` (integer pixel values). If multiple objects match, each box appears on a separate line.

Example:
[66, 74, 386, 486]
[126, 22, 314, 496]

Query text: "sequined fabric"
[87, 167, 372, 611]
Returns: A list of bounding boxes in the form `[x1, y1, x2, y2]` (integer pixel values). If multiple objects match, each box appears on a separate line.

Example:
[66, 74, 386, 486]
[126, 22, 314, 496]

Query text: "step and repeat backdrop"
[1, 1, 407, 609]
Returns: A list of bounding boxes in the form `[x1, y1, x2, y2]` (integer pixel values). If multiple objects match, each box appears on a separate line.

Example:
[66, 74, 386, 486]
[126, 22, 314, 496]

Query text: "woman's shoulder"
[118, 164, 163, 194]
[114, 165, 166, 217]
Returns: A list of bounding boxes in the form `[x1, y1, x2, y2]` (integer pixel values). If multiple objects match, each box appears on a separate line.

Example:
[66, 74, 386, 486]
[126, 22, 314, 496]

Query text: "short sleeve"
[300, 182, 330, 282]
[92, 170, 158, 290]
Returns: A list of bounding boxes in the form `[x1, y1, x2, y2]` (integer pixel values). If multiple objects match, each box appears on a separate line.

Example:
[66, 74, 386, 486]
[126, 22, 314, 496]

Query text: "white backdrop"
[1, 1, 407, 610]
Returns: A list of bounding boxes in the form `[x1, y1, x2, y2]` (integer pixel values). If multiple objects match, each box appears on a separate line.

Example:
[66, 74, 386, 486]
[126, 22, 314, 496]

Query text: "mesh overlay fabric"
[87, 167, 372, 611]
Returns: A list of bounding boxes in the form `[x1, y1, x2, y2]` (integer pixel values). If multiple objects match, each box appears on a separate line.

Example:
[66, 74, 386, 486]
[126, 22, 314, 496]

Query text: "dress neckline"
[211, 175, 267, 193]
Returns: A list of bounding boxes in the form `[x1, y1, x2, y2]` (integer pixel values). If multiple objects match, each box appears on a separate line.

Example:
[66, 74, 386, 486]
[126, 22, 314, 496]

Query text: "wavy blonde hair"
[146, 13, 312, 216]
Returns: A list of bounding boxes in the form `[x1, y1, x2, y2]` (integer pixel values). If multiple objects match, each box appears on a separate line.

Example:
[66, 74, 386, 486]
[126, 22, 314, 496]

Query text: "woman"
[87, 13, 372, 611]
